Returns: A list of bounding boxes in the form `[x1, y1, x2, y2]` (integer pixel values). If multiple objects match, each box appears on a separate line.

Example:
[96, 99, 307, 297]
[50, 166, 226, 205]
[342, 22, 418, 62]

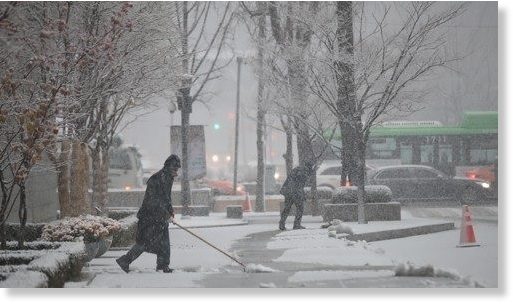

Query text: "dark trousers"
[280, 196, 304, 228]
[119, 242, 170, 268]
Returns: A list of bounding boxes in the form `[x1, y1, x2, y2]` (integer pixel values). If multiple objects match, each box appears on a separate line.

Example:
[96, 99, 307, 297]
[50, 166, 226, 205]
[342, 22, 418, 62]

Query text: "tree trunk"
[17, 182, 27, 249]
[70, 140, 90, 216]
[179, 1, 192, 217]
[56, 140, 72, 218]
[181, 109, 192, 216]
[282, 118, 294, 176]
[336, 2, 358, 186]
[0, 173, 7, 249]
[91, 143, 101, 214]
[99, 149, 109, 216]
[0, 217, 5, 249]
[92, 144, 109, 216]
[356, 133, 367, 224]
[339, 122, 358, 186]
[255, 1, 266, 212]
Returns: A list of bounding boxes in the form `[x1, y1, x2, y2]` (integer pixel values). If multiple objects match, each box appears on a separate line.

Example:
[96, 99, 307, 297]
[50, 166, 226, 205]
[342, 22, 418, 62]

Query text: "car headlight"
[475, 181, 490, 189]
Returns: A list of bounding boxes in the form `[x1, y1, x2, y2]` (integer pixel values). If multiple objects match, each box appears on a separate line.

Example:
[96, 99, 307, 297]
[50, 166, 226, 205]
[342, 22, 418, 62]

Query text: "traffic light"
[213, 123, 220, 130]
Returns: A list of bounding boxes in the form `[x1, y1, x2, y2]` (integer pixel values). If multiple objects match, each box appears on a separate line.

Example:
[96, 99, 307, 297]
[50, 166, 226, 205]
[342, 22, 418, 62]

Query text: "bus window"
[470, 148, 497, 165]
[368, 138, 396, 159]
[420, 144, 434, 164]
[400, 144, 412, 164]
[439, 145, 452, 163]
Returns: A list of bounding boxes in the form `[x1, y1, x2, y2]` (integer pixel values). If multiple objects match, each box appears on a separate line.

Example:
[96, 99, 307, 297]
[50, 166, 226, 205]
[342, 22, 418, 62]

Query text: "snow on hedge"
[395, 262, 484, 287]
[332, 185, 392, 204]
[28, 252, 70, 276]
[1, 270, 48, 288]
[304, 187, 333, 199]
[0, 241, 86, 287]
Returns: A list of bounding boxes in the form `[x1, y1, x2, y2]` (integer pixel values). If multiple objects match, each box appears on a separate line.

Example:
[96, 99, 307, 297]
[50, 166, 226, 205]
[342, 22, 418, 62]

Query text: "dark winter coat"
[136, 169, 174, 254]
[280, 165, 312, 202]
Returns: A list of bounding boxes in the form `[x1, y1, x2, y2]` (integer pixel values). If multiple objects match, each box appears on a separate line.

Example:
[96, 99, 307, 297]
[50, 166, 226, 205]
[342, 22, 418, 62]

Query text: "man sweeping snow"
[279, 162, 315, 230]
[116, 155, 181, 273]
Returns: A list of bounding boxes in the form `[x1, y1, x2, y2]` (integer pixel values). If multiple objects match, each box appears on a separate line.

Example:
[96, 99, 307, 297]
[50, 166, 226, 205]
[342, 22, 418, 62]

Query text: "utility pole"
[233, 57, 242, 194]
[255, 1, 266, 212]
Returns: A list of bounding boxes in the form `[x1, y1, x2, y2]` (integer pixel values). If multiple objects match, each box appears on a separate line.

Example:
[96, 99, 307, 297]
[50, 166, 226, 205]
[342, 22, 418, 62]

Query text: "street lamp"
[233, 56, 242, 195]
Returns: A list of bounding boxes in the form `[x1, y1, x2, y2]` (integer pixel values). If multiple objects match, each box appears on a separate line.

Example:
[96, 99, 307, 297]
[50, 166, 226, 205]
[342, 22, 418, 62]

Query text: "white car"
[316, 161, 374, 190]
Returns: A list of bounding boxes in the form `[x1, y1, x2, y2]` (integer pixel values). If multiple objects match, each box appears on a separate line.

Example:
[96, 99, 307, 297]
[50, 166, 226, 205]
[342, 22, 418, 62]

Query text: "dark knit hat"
[164, 154, 181, 168]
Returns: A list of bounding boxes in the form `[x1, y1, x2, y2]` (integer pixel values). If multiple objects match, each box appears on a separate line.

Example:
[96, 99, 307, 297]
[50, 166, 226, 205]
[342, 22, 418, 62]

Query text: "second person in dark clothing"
[279, 163, 315, 230]
[116, 154, 181, 273]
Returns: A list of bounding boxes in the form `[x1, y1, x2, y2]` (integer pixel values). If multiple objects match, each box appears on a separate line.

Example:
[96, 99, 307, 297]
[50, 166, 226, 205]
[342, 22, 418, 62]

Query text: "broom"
[172, 220, 247, 271]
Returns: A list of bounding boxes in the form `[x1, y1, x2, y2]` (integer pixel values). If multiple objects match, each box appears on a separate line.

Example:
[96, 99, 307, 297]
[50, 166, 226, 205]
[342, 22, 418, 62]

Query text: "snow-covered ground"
[66, 224, 277, 288]
[64, 213, 496, 288]
[372, 220, 498, 287]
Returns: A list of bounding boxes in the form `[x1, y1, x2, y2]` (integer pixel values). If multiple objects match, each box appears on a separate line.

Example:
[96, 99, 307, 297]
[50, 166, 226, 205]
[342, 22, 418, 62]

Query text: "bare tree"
[307, 2, 466, 223]
[174, 2, 234, 216]
[86, 2, 182, 215]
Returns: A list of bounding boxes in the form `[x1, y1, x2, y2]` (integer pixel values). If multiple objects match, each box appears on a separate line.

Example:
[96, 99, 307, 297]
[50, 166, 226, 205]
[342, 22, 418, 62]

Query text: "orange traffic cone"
[242, 192, 252, 212]
[457, 205, 480, 247]
[344, 175, 351, 187]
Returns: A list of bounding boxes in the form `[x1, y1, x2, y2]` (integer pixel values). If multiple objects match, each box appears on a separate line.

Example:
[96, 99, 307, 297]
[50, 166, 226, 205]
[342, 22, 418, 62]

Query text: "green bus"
[330, 111, 498, 185]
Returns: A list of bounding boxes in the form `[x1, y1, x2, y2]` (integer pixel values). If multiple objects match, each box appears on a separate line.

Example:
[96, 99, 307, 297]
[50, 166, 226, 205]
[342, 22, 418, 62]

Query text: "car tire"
[460, 187, 480, 205]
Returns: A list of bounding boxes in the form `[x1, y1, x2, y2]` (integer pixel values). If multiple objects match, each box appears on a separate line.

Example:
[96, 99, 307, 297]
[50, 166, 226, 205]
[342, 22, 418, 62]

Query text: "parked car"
[316, 161, 375, 190]
[205, 179, 246, 196]
[366, 165, 493, 204]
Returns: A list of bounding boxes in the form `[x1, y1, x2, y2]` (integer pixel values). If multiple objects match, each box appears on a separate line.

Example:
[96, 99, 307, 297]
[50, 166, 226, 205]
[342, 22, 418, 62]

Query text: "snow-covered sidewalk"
[65, 213, 488, 288]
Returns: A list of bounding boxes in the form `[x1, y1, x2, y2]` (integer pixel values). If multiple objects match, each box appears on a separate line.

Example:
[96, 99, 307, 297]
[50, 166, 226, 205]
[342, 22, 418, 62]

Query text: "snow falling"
[0, 0, 499, 293]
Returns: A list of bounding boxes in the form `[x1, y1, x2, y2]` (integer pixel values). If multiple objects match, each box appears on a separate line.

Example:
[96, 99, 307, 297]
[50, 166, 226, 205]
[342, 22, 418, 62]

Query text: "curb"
[346, 222, 455, 242]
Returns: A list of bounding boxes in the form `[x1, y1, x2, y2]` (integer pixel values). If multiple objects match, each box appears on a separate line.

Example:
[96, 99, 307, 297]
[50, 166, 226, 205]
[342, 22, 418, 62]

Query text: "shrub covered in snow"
[325, 219, 354, 238]
[41, 215, 121, 243]
[111, 214, 138, 247]
[0, 241, 86, 288]
[5, 223, 44, 242]
[107, 209, 137, 220]
[332, 185, 392, 204]
[304, 187, 333, 200]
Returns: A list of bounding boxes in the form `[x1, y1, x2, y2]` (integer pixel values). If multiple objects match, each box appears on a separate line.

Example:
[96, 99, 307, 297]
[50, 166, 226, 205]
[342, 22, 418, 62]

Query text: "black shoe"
[293, 225, 306, 230]
[156, 266, 174, 273]
[279, 223, 286, 231]
[116, 257, 130, 273]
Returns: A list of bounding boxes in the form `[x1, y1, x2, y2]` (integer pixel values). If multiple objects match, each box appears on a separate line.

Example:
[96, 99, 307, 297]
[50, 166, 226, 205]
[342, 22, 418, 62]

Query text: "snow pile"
[327, 223, 354, 235]
[395, 262, 484, 287]
[325, 219, 354, 238]
[29, 252, 69, 276]
[259, 282, 277, 288]
[244, 264, 277, 273]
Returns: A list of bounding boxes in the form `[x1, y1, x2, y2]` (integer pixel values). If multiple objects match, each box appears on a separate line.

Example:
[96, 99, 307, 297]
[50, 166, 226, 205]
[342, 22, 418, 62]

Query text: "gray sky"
[120, 1, 498, 173]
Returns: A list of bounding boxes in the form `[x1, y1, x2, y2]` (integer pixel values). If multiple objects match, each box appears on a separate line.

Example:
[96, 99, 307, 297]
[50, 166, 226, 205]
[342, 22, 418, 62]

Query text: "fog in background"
[120, 2, 497, 173]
